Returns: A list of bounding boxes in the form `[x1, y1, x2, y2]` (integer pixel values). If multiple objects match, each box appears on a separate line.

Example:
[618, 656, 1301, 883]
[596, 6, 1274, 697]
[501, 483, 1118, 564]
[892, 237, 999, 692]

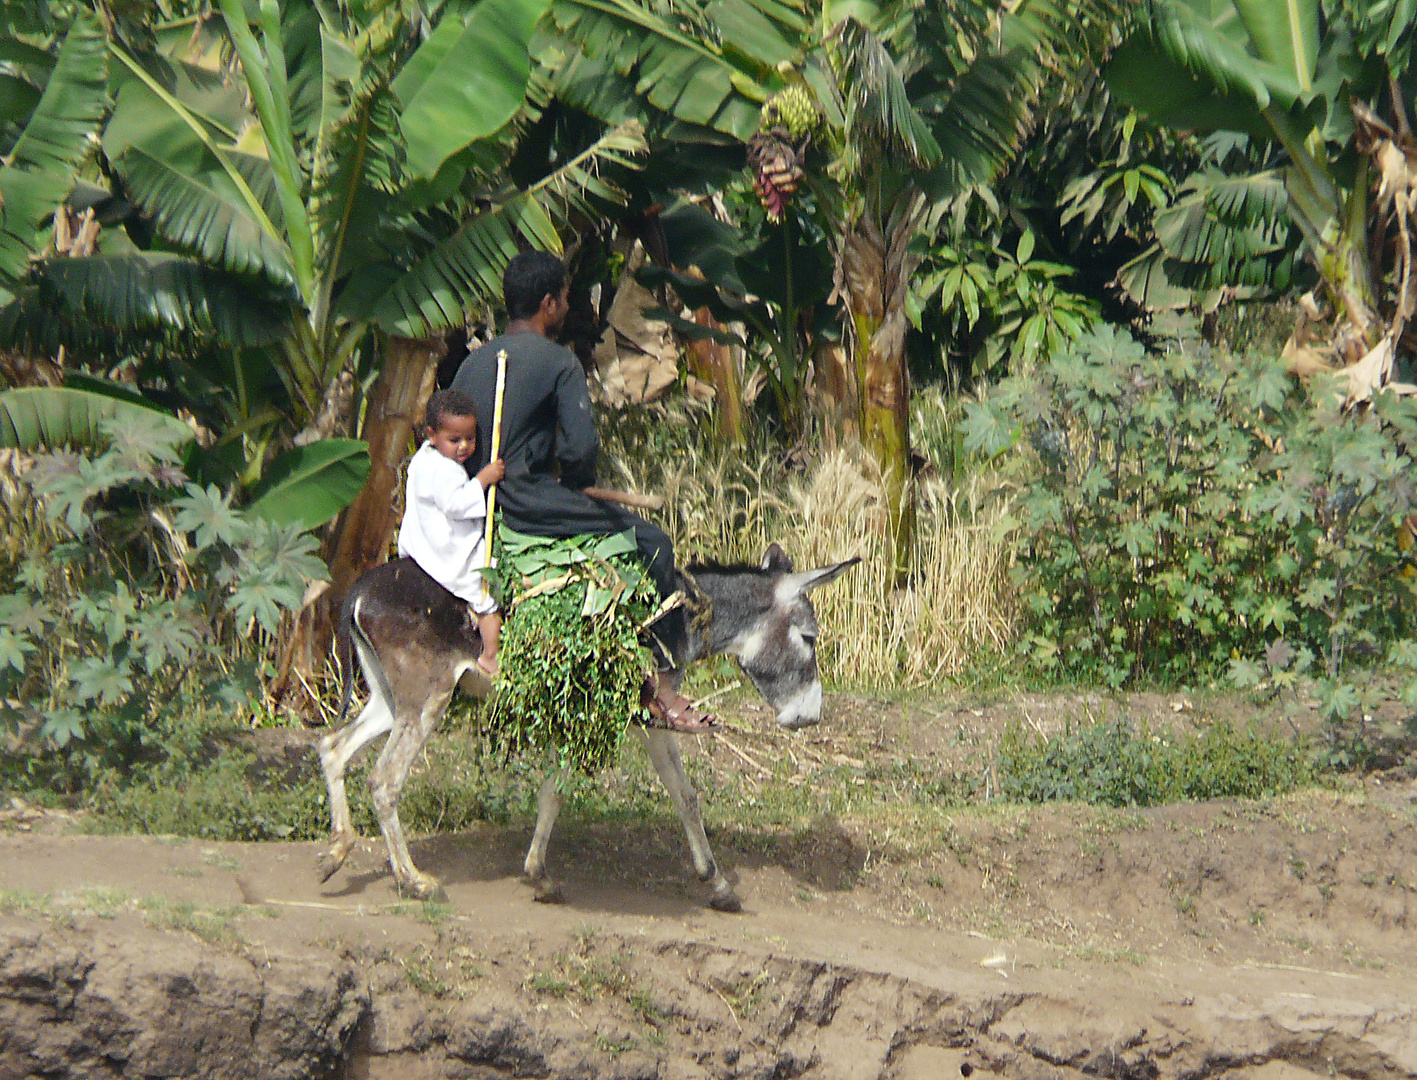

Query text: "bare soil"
[2, 687, 1415, 1080]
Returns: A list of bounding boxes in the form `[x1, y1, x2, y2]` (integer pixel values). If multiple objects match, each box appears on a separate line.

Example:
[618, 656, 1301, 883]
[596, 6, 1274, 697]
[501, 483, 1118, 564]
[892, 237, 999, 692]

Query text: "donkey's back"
[333, 558, 485, 726]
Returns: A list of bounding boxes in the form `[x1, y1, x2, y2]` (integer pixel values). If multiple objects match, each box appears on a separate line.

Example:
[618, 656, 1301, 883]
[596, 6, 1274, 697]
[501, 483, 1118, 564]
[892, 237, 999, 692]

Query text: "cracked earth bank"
[2, 827, 1415, 1080]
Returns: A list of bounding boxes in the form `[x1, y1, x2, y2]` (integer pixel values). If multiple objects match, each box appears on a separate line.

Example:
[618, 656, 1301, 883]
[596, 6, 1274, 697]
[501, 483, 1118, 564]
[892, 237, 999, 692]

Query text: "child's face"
[427, 413, 478, 464]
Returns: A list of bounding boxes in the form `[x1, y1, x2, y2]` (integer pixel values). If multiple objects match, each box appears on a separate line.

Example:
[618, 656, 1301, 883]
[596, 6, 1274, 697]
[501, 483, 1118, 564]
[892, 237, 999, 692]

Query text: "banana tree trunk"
[270, 335, 442, 717]
[683, 268, 746, 446]
[840, 219, 914, 587]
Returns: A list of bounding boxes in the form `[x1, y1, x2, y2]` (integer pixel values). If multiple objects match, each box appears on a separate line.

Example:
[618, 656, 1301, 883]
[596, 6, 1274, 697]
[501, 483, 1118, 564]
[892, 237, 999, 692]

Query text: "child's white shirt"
[397, 442, 497, 613]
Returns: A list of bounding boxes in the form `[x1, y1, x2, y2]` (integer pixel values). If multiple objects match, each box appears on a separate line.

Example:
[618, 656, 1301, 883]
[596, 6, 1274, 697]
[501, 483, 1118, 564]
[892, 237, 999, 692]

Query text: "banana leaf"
[0, 385, 192, 451]
[244, 438, 370, 531]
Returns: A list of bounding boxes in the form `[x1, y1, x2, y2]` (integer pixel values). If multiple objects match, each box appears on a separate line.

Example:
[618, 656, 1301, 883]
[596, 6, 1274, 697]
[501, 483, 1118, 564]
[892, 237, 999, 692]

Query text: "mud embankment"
[3, 917, 1415, 1080]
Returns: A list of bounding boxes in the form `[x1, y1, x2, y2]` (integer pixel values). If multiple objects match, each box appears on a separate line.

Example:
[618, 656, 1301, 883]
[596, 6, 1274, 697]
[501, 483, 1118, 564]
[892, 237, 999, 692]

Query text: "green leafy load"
[485, 529, 663, 774]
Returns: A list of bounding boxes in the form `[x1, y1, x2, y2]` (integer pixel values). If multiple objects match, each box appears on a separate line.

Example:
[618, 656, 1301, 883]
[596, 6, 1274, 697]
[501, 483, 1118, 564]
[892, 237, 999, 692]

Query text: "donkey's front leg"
[638, 729, 742, 912]
[369, 682, 454, 900]
[520, 771, 567, 903]
[316, 683, 393, 883]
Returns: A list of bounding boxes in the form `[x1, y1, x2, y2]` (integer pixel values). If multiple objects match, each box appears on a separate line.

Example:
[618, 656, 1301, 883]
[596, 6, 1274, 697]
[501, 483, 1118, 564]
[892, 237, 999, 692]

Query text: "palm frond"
[114, 147, 297, 287]
[548, 0, 768, 139]
[372, 121, 647, 337]
[26, 253, 293, 344]
[311, 76, 402, 291]
[0, 10, 107, 293]
[836, 19, 941, 169]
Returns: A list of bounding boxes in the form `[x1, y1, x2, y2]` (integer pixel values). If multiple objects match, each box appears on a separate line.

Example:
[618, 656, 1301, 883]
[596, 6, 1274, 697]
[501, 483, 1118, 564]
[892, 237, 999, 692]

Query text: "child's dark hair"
[424, 388, 478, 433]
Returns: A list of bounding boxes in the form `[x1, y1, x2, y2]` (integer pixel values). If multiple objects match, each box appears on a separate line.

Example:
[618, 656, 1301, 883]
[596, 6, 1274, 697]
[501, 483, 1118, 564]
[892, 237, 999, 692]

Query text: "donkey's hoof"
[523, 876, 564, 904]
[709, 888, 743, 914]
[315, 842, 353, 883]
[398, 872, 444, 902]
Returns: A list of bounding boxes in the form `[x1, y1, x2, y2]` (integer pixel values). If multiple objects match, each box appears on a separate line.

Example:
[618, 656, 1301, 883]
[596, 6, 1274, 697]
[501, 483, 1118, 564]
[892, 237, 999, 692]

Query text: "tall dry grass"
[599, 400, 1017, 687]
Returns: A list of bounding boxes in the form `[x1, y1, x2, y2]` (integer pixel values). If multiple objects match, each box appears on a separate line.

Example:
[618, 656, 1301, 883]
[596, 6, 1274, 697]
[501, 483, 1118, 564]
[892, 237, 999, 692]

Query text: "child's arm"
[429, 459, 493, 521]
[475, 459, 505, 491]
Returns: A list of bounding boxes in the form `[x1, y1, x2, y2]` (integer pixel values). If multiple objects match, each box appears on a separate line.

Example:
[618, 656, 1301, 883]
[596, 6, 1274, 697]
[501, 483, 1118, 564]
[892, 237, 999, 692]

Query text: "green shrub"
[962, 324, 1417, 757]
[0, 415, 324, 789]
[82, 706, 541, 842]
[993, 718, 1318, 807]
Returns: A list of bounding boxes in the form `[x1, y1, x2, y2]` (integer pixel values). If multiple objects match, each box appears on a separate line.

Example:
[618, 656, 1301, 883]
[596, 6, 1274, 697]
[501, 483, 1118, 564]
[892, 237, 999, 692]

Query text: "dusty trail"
[2, 820, 1414, 1080]
[1, 688, 1415, 1079]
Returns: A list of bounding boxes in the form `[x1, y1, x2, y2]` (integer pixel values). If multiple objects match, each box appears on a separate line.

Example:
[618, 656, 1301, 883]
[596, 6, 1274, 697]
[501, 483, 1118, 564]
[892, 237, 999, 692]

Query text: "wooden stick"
[483, 349, 508, 568]
[582, 486, 664, 511]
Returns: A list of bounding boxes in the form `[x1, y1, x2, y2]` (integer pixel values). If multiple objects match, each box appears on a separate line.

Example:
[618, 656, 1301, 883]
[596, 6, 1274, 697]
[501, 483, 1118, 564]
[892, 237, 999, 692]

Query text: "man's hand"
[476, 459, 505, 490]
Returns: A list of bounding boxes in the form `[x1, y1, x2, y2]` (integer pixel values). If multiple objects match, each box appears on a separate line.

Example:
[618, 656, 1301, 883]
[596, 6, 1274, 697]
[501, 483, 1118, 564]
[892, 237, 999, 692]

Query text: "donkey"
[315, 542, 857, 911]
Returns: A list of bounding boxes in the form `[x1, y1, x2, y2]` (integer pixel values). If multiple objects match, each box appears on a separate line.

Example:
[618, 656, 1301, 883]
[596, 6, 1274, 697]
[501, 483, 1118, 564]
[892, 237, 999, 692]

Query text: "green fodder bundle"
[486, 529, 660, 773]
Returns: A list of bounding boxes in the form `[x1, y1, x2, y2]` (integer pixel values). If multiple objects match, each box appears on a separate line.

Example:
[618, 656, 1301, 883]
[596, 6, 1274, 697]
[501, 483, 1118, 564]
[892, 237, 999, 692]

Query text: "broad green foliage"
[0, 416, 326, 779]
[0, 9, 107, 304]
[915, 230, 1100, 375]
[994, 718, 1317, 807]
[244, 439, 371, 531]
[486, 528, 659, 775]
[1106, 0, 1416, 330]
[963, 325, 1417, 722]
[0, 386, 193, 451]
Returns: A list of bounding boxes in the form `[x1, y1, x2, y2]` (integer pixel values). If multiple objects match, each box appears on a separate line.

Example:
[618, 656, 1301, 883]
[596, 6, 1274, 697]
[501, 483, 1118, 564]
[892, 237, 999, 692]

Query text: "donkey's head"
[691, 544, 858, 730]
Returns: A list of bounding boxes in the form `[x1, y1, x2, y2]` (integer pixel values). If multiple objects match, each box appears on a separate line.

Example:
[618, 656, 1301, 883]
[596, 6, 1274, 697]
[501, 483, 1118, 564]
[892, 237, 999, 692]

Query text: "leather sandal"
[640, 681, 718, 733]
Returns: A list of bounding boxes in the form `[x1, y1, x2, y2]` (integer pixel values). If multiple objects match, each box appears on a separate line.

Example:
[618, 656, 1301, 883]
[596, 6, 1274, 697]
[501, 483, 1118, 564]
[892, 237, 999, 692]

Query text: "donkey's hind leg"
[637, 729, 742, 912]
[316, 640, 395, 883]
[521, 772, 567, 903]
[368, 675, 456, 900]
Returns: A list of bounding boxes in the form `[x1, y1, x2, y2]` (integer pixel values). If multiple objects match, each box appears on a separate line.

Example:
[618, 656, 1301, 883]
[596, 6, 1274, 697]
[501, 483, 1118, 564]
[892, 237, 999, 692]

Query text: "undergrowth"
[992, 718, 1320, 807]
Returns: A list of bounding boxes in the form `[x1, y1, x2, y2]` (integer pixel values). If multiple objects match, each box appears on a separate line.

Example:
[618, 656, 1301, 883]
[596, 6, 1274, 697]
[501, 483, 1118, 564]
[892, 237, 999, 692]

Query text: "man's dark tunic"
[451, 331, 686, 667]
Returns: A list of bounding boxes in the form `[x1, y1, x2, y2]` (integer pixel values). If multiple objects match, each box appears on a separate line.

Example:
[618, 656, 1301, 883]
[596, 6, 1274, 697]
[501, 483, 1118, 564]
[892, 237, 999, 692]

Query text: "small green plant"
[993, 718, 1317, 808]
[0, 416, 325, 787]
[403, 945, 453, 998]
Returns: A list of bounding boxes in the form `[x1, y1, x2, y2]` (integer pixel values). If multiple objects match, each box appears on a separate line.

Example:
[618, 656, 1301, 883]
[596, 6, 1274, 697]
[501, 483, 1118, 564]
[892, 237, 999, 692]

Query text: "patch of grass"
[73, 888, 129, 919]
[388, 900, 452, 926]
[723, 970, 773, 1019]
[1064, 946, 1148, 966]
[137, 896, 245, 946]
[403, 945, 453, 998]
[526, 970, 573, 997]
[200, 851, 241, 872]
[595, 1031, 638, 1054]
[993, 719, 1319, 808]
[163, 865, 203, 878]
[0, 889, 61, 921]
[1249, 909, 1266, 927]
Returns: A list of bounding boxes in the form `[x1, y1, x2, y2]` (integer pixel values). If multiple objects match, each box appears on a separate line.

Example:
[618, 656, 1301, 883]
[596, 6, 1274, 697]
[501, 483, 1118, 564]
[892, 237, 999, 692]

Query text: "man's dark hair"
[423, 387, 478, 433]
[503, 250, 567, 320]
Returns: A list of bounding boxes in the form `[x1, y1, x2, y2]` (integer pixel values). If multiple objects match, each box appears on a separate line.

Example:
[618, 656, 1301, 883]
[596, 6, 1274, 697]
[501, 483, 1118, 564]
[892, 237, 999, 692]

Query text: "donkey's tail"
[333, 590, 359, 728]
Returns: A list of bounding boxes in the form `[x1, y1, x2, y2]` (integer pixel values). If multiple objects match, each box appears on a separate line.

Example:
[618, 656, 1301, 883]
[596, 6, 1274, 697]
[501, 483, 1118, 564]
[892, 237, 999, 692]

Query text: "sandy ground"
[2, 687, 1415, 1079]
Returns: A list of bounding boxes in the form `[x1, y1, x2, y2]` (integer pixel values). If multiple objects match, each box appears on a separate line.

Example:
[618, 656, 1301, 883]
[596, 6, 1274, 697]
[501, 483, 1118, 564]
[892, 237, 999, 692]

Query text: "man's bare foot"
[476, 655, 498, 678]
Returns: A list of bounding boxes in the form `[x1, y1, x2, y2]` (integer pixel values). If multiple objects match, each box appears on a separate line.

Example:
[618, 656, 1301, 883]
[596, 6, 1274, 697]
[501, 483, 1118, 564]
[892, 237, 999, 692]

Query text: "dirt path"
[2, 688, 1416, 1079]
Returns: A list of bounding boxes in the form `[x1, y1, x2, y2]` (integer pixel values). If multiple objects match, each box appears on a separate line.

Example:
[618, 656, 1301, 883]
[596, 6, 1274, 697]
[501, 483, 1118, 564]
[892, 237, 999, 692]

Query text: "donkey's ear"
[786, 557, 861, 595]
[761, 542, 794, 573]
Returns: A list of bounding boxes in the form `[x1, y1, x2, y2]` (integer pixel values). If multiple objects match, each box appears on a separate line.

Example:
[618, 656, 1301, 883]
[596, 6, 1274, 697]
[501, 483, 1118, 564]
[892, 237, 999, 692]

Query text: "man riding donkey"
[434, 249, 717, 733]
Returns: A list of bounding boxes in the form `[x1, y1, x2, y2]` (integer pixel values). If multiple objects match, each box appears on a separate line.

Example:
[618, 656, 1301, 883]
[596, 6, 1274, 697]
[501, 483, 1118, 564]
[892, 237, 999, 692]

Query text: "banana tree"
[1106, 0, 1417, 399]
[806, 1, 1127, 583]
[7, 1, 648, 711]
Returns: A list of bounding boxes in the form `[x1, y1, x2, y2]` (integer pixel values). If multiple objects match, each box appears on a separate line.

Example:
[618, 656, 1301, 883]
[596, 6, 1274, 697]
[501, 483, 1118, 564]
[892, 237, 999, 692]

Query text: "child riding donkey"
[397, 388, 505, 678]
